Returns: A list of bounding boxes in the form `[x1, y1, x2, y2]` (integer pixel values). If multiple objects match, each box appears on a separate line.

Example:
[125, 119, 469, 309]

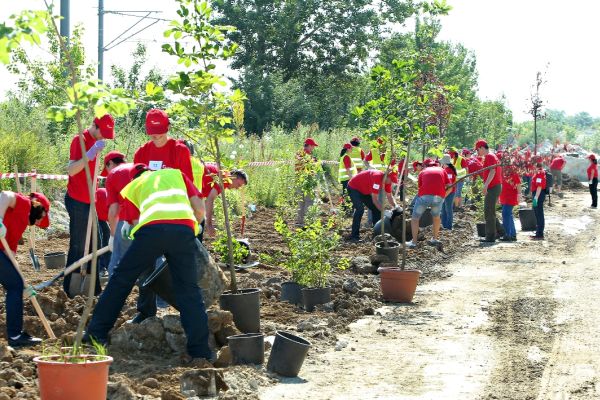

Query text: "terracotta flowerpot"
[378, 267, 421, 303]
[35, 354, 113, 400]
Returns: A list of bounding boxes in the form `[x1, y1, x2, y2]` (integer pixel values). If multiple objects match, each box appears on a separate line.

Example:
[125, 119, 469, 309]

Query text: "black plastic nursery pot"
[266, 331, 311, 377]
[518, 208, 537, 231]
[301, 287, 331, 312]
[228, 333, 265, 365]
[219, 288, 261, 333]
[375, 240, 400, 265]
[142, 260, 178, 309]
[476, 222, 486, 237]
[280, 281, 303, 305]
[44, 252, 66, 270]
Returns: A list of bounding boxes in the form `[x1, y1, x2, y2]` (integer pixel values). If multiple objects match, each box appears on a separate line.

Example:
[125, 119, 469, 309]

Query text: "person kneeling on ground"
[345, 169, 399, 243]
[0, 191, 51, 347]
[84, 166, 214, 363]
[406, 162, 450, 248]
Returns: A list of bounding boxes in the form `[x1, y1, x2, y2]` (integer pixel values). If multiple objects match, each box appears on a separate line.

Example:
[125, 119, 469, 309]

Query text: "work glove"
[121, 222, 133, 240]
[85, 140, 106, 160]
[0, 218, 6, 239]
[532, 197, 538, 208]
[108, 236, 114, 252]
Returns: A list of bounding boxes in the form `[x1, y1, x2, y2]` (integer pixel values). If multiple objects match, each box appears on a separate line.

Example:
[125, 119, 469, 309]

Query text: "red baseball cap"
[145, 109, 169, 135]
[94, 114, 115, 139]
[101, 150, 126, 177]
[304, 138, 318, 147]
[129, 163, 149, 181]
[474, 139, 488, 150]
[388, 172, 399, 184]
[462, 148, 472, 156]
[588, 154, 596, 160]
[343, 143, 352, 150]
[31, 193, 50, 229]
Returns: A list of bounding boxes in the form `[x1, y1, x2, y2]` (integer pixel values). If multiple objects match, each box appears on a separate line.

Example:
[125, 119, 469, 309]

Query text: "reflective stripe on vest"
[369, 148, 386, 171]
[191, 157, 205, 191]
[120, 169, 199, 238]
[348, 146, 364, 171]
[454, 156, 467, 178]
[338, 155, 357, 182]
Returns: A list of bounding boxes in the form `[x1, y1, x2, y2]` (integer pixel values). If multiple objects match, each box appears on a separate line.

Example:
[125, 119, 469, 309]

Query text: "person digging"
[0, 191, 51, 347]
[84, 165, 214, 364]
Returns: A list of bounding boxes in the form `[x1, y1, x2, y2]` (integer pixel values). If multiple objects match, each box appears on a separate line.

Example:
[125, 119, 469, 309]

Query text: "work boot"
[82, 332, 108, 348]
[8, 332, 42, 348]
[127, 313, 150, 324]
[344, 235, 362, 243]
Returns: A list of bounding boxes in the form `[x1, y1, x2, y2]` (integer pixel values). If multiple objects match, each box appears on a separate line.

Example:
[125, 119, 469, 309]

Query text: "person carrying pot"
[84, 165, 214, 364]
[499, 167, 521, 242]
[530, 161, 547, 240]
[345, 169, 399, 243]
[439, 154, 457, 230]
[587, 154, 598, 208]
[475, 139, 502, 243]
[406, 162, 450, 249]
[0, 191, 51, 347]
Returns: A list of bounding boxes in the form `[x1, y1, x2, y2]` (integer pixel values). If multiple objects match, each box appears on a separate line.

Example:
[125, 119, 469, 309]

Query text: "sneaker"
[127, 313, 151, 324]
[499, 236, 512, 242]
[479, 238, 496, 243]
[344, 235, 363, 243]
[8, 332, 42, 348]
[530, 235, 544, 240]
[181, 352, 216, 366]
[406, 240, 417, 249]
[427, 239, 442, 246]
[510, 236, 517, 242]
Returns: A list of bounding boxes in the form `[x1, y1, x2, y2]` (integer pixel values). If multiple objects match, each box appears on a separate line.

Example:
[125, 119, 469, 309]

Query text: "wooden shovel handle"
[0, 237, 56, 339]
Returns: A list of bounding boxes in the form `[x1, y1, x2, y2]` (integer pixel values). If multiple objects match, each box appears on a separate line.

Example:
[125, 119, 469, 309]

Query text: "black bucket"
[476, 222, 486, 237]
[419, 208, 433, 228]
[219, 288, 261, 333]
[375, 241, 400, 264]
[266, 331, 311, 377]
[519, 208, 537, 231]
[301, 287, 331, 312]
[228, 333, 265, 365]
[44, 252, 66, 270]
[280, 282, 303, 305]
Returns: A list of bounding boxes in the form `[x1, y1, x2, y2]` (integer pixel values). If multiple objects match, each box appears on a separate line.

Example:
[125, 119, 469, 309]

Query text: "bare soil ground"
[0, 189, 597, 399]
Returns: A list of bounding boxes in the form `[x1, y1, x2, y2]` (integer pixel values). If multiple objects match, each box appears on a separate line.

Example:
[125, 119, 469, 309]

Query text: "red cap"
[376, 137, 384, 145]
[343, 143, 352, 150]
[101, 150, 125, 177]
[145, 109, 169, 135]
[388, 172, 399, 184]
[31, 193, 50, 229]
[462, 148, 472, 156]
[94, 114, 115, 139]
[412, 160, 422, 172]
[129, 163, 149, 181]
[588, 154, 596, 161]
[474, 139, 488, 150]
[304, 138, 318, 147]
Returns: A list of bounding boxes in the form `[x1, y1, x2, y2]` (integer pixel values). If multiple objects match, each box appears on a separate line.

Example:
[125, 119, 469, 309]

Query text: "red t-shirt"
[466, 157, 484, 179]
[342, 155, 352, 169]
[530, 170, 547, 193]
[67, 130, 97, 204]
[347, 170, 392, 195]
[550, 157, 566, 170]
[200, 163, 232, 198]
[0, 193, 30, 252]
[500, 173, 521, 206]
[365, 151, 384, 163]
[133, 138, 193, 181]
[483, 153, 502, 189]
[95, 188, 108, 222]
[418, 167, 449, 198]
[443, 166, 457, 194]
[122, 172, 201, 231]
[588, 164, 598, 180]
[105, 163, 139, 222]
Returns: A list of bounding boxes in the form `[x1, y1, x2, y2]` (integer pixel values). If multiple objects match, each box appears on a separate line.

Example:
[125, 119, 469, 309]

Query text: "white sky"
[1, 0, 598, 122]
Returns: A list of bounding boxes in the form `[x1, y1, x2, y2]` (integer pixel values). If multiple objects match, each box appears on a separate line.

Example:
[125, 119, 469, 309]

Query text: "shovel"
[13, 166, 40, 271]
[35, 246, 110, 291]
[1, 237, 56, 339]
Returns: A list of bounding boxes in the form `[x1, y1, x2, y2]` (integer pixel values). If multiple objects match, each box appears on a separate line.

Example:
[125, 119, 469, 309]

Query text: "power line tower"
[97, 0, 168, 81]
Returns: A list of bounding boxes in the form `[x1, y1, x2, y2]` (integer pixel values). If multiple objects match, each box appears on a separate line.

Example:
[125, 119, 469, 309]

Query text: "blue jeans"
[0, 252, 24, 337]
[455, 181, 465, 198]
[534, 191, 546, 237]
[412, 195, 444, 218]
[64, 193, 102, 297]
[441, 193, 455, 229]
[501, 205, 516, 238]
[87, 224, 211, 358]
[348, 187, 380, 239]
[108, 220, 132, 277]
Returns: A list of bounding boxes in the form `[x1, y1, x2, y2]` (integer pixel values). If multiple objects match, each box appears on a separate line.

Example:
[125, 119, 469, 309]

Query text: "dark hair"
[350, 139, 360, 147]
[593, 159, 598, 165]
[231, 169, 248, 185]
[445, 163, 457, 175]
[109, 157, 126, 166]
[28, 194, 45, 225]
[133, 164, 148, 179]
[183, 140, 195, 156]
[340, 147, 348, 157]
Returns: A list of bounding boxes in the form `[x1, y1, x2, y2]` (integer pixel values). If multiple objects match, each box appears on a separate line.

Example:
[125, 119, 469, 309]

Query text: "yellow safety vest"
[369, 148, 390, 171]
[120, 169, 199, 238]
[338, 155, 357, 183]
[348, 146, 364, 171]
[454, 156, 467, 178]
[190, 157, 205, 192]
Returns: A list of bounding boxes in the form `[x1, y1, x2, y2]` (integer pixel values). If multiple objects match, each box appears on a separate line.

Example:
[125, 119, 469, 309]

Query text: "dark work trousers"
[484, 184, 502, 241]
[87, 224, 212, 358]
[64, 193, 102, 297]
[98, 220, 111, 273]
[0, 252, 24, 337]
[534, 191, 546, 237]
[348, 187, 381, 239]
[590, 178, 598, 207]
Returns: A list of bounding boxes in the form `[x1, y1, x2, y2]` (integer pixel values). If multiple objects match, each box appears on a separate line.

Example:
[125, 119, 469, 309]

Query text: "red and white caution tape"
[246, 160, 339, 167]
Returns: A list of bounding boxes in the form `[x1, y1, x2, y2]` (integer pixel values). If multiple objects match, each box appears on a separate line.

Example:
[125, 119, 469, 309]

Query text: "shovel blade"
[30, 249, 41, 271]
[68, 272, 91, 297]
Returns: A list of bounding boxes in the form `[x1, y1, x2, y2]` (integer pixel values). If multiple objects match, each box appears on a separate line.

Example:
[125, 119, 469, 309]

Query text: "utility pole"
[98, 0, 104, 81]
[60, 0, 70, 43]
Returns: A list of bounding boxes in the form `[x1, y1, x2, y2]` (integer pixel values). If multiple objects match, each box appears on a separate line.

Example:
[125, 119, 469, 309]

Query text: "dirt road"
[260, 191, 600, 400]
